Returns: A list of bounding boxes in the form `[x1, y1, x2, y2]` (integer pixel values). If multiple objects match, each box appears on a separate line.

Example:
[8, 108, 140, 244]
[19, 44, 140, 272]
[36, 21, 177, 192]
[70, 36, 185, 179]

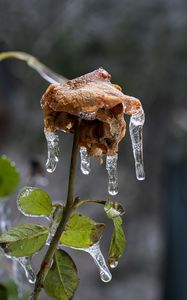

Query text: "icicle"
[16, 257, 36, 284]
[61, 242, 112, 283]
[82, 242, 112, 282]
[129, 110, 145, 180]
[106, 154, 118, 196]
[44, 130, 60, 173]
[5, 254, 36, 284]
[80, 147, 91, 175]
[12, 260, 25, 298]
[0, 201, 11, 233]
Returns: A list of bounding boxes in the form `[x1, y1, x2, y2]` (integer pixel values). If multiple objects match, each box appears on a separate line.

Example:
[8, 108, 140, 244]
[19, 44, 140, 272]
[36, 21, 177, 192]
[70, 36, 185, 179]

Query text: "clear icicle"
[12, 260, 25, 298]
[106, 154, 118, 196]
[0, 201, 11, 233]
[16, 257, 36, 284]
[129, 110, 145, 180]
[44, 130, 60, 173]
[61, 242, 112, 283]
[80, 147, 91, 175]
[86, 242, 112, 282]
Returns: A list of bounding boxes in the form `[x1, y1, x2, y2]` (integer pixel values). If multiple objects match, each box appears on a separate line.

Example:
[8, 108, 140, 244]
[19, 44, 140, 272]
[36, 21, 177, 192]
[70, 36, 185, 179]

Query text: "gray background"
[0, 0, 187, 299]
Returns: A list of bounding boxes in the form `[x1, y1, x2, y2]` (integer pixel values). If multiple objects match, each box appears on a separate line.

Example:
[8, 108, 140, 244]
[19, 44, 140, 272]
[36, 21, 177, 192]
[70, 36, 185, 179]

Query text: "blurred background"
[0, 0, 187, 299]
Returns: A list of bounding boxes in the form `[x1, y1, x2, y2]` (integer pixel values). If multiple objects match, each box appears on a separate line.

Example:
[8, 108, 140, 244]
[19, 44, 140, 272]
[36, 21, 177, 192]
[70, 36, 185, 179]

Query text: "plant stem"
[32, 128, 80, 299]
[0, 51, 67, 84]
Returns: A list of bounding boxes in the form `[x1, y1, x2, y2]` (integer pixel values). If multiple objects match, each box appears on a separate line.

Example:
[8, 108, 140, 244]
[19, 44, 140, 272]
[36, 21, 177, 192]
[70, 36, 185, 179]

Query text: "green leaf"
[44, 249, 79, 300]
[0, 155, 20, 198]
[104, 201, 126, 267]
[60, 214, 105, 248]
[17, 187, 52, 217]
[0, 224, 48, 257]
[0, 283, 8, 300]
[108, 216, 126, 267]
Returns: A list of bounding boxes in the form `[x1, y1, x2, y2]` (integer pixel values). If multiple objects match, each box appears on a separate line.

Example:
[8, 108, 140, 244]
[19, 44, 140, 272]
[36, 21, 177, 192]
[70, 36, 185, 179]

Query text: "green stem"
[0, 51, 66, 84]
[32, 128, 80, 299]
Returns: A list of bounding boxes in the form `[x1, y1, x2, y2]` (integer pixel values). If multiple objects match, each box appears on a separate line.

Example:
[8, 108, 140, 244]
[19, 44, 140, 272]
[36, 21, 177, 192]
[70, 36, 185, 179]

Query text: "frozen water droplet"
[4, 254, 36, 284]
[80, 147, 91, 175]
[129, 110, 145, 180]
[12, 260, 25, 298]
[61, 242, 112, 282]
[106, 154, 118, 196]
[44, 130, 60, 173]
[109, 260, 118, 269]
[16, 257, 36, 284]
[85, 242, 112, 282]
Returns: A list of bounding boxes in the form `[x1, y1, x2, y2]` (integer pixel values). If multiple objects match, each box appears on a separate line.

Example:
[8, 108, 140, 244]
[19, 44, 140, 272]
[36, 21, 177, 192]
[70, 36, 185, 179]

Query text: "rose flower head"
[41, 68, 145, 195]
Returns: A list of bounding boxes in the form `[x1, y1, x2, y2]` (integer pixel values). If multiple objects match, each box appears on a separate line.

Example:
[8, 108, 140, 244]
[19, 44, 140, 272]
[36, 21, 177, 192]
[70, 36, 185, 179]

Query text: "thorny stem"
[32, 128, 80, 299]
[0, 51, 67, 84]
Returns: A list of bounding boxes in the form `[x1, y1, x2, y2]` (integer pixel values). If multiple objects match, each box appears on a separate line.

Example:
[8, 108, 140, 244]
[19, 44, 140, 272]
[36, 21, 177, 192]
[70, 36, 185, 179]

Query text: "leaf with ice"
[43, 249, 79, 300]
[104, 201, 126, 268]
[17, 187, 52, 217]
[104, 201, 125, 219]
[108, 216, 126, 268]
[0, 224, 48, 257]
[60, 214, 105, 248]
[0, 155, 20, 198]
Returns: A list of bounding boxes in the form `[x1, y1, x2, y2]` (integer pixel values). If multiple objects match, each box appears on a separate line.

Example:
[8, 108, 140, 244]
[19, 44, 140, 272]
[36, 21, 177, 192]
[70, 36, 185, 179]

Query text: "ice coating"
[0, 202, 11, 233]
[28, 293, 35, 300]
[129, 110, 145, 180]
[44, 130, 60, 173]
[5, 254, 36, 284]
[16, 257, 36, 284]
[12, 260, 25, 298]
[46, 206, 63, 245]
[109, 261, 118, 269]
[61, 242, 112, 282]
[80, 147, 91, 175]
[82, 242, 112, 282]
[106, 154, 118, 196]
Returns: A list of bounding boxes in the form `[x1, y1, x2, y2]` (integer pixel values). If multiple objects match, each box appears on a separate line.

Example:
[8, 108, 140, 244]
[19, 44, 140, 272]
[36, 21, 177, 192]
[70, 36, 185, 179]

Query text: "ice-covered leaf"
[108, 216, 126, 268]
[104, 201, 124, 219]
[0, 224, 48, 257]
[0, 283, 8, 300]
[44, 249, 79, 300]
[60, 214, 105, 248]
[0, 155, 20, 198]
[17, 187, 52, 217]
[104, 201, 126, 267]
